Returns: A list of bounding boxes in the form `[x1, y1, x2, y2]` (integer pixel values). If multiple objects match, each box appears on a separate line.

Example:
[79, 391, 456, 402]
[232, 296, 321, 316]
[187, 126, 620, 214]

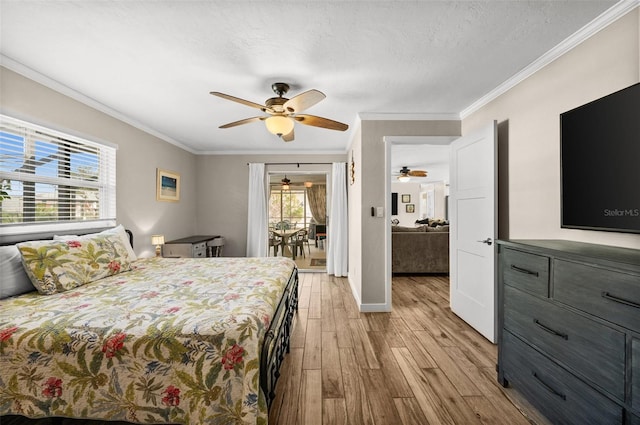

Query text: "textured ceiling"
[0, 0, 619, 161]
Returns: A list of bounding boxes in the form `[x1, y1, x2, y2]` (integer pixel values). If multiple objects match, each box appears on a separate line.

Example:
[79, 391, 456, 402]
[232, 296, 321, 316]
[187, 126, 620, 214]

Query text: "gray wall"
[195, 154, 345, 257]
[1, 66, 198, 257]
[352, 119, 461, 308]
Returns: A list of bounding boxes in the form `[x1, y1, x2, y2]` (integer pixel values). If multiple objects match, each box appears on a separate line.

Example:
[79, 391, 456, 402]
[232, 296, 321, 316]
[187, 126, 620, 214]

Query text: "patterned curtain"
[306, 184, 326, 224]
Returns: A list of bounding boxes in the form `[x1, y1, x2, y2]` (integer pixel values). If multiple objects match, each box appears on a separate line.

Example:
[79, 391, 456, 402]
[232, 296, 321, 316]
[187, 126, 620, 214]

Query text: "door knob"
[478, 238, 493, 245]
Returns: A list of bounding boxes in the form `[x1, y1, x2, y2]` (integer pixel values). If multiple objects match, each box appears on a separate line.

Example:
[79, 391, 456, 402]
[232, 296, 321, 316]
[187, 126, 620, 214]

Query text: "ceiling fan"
[395, 166, 428, 181]
[210, 82, 349, 142]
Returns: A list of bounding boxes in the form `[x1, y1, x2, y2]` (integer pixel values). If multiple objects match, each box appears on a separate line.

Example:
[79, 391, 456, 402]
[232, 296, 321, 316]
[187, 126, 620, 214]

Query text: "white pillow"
[55, 225, 137, 261]
[0, 245, 36, 298]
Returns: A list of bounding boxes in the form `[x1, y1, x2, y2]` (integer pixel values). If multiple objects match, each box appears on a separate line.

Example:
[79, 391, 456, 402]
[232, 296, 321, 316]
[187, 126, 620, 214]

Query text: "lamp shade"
[151, 235, 165, 245]
[265, 116, 294, 137]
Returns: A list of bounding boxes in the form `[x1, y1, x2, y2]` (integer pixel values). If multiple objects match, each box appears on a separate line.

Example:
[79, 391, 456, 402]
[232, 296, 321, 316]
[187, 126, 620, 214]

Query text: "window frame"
[0, 115, 117, 242]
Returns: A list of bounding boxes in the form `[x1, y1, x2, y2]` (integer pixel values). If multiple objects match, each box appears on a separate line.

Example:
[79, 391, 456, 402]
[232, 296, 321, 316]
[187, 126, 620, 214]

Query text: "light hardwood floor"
[268, 273, 539, 425]
[3, 273, 543, 425]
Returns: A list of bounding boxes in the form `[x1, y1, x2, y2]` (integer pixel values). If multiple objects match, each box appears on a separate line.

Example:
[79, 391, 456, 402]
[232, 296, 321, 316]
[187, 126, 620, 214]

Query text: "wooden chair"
[299, 228, 311, 255]
[287, 230, 306, 259]
[269, 231, 281, 256]
[206, 237, 225, 257]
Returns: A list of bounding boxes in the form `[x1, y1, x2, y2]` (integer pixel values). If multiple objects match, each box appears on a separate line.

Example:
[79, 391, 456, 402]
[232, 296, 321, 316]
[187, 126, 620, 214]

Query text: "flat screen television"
[560, 82, 640, 234]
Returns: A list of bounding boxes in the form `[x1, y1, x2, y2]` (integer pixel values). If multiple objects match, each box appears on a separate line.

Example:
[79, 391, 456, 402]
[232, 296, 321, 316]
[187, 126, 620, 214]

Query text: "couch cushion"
[427, 225, 450, 232]
[392, 226, 421, 232]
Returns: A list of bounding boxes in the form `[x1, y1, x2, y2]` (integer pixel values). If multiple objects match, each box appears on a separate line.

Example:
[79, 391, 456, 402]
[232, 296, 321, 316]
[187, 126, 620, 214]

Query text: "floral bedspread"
[0, 256, 296, 425]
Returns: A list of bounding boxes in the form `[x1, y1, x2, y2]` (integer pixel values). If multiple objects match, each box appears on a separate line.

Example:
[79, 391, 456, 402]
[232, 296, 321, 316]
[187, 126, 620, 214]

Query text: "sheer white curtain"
[327, 162, 348, 276]
[246, 163, 268, 257]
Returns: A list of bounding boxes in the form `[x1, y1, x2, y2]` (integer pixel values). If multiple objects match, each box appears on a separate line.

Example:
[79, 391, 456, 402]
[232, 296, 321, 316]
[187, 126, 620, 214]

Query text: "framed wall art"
[156, 168, 180, 202]
[401, 194, 411, 203]
[406, 204, 415, 213]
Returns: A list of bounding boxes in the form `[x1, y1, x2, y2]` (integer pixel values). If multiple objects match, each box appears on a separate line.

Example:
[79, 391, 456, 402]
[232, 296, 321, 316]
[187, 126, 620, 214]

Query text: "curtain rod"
[246, 162, 333, 166]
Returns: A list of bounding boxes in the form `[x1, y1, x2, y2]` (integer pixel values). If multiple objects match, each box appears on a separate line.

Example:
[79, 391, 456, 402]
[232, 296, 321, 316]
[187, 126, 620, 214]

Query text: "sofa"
[391, 225, 449, 274]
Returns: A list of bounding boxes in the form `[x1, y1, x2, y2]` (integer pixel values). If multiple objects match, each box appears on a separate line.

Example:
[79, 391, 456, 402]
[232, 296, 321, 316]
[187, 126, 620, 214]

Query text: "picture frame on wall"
[401, 194, 411, 203]
[406, 204, 415, 213]
[156, 168, 180, 202]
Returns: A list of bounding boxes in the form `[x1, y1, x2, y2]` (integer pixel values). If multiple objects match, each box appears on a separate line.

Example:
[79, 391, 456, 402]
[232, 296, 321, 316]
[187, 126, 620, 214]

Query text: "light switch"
[376, 207, 384, 217]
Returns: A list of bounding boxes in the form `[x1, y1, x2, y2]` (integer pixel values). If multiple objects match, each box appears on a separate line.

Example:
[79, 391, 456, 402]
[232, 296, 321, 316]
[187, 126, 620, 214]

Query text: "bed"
[0, 226, 298, 425]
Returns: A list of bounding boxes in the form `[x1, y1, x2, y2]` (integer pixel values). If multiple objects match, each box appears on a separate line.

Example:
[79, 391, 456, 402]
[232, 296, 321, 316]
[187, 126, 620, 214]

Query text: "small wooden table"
[163, 235, 220, 258]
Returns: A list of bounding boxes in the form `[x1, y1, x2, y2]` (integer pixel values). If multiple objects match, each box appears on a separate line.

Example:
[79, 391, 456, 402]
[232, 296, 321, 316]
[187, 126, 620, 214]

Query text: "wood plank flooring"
[268, 273, 540, 425]
[2, 273, 544, 425]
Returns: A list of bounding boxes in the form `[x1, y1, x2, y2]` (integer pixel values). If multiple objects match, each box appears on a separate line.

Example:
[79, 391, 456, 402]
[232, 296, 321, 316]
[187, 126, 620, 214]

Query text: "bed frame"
[2, 227, 298, 422]
[261, 265, 299, 407]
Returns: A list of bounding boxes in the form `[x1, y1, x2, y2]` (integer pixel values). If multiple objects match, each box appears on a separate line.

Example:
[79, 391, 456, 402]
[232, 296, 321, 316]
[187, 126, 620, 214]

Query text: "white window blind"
[0, 115, 116, 236]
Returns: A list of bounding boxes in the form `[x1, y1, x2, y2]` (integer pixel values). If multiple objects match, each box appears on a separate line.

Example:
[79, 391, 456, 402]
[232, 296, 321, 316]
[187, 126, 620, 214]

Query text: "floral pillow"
[17, 233, 132, 295]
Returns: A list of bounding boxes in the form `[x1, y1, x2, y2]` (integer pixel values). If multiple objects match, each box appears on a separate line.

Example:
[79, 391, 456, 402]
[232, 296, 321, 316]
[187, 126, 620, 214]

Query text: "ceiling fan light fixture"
[398, 175, 410, 182]
[281, 175, 291, 190]
[265, 116, 294, 137]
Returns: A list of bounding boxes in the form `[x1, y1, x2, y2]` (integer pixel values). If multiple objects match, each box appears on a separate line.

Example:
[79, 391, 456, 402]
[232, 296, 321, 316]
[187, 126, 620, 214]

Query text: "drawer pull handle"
[533, 319, 568, 340]
[510, 265, 539, 277]
[601, 292, 640, 309]
[532, 372, 566, 400]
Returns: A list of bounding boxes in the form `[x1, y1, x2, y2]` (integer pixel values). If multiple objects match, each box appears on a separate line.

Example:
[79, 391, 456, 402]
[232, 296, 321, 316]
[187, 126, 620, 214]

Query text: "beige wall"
[463, 9, 640, 250]
[354, 119, 461, 308]
[391, 182, 422, 226]
[195, 153, 346, 257]
[0, 66, 198, 257]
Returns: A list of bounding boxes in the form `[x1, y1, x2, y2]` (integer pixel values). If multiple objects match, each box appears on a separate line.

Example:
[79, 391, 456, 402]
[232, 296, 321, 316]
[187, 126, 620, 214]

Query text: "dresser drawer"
[192, 241, 207, 258]
[504, 285, 625, 399]
[193, 241, 207, 252]
[502, 331, 623, 425]
[554, 260, 640, 331]
[633, 337, 640, 412]
[501, 248, 550, 297]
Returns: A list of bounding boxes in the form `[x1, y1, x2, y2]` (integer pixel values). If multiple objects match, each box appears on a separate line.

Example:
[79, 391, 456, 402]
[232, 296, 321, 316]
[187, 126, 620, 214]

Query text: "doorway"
[268, 172, 327, 272]
[385, 136, 456, 309]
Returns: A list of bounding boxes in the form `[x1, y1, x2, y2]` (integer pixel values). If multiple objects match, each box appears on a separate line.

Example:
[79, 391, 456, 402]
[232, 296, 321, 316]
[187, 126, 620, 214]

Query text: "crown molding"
[1, 55, 198, 154]
[195, 149, 348, 156]
[460, 1, 639, 119]
[358, 112, 460, 121]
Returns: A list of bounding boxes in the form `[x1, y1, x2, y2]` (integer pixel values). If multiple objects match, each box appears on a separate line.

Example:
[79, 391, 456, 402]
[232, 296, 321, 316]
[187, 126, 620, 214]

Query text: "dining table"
[272, 228, 301, 260]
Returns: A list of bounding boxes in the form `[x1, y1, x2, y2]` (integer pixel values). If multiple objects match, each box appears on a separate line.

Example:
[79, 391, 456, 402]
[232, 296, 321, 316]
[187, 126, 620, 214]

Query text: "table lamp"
[151, 234, 165, 257]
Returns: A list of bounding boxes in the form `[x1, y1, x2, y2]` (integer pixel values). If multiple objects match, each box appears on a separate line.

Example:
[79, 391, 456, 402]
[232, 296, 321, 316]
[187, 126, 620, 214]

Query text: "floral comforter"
[0, 256, 296, 424]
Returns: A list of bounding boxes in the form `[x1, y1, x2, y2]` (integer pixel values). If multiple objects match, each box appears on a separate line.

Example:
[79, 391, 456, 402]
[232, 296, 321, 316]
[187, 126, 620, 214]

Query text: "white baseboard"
[347, 274, 392, 312]
[359, 302, 392, 313]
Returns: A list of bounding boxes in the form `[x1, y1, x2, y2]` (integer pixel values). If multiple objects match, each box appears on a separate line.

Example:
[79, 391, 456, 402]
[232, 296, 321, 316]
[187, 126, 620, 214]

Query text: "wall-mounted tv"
[560, 82, 639, 234]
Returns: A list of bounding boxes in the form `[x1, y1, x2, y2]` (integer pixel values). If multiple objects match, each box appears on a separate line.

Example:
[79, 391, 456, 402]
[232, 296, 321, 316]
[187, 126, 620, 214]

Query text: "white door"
[449, 121, 497, 342]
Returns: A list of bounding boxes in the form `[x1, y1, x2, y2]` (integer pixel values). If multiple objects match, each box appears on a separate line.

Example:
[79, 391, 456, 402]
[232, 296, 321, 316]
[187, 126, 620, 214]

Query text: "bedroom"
[1, 1, 639, 424]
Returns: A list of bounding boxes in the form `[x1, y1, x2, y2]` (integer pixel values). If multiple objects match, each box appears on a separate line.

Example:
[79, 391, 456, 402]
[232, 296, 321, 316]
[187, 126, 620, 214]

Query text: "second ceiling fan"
[210, 82, 349, 142]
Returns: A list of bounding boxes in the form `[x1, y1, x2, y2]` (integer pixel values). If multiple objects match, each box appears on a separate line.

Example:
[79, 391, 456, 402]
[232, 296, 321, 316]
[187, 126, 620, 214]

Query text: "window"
[0, 115, 116, 237]
[269, 187, 312, 229]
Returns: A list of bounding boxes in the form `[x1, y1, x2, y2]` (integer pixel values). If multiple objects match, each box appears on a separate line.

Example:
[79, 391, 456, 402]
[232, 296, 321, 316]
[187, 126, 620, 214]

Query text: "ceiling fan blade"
[282, 129, 295, 142]
[283, 89, 326, 113]
[294, 114, 349, 131]
[408, 170, 427, 177]
[219, 116, 265, 129]
[210, 92, 267, 111]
